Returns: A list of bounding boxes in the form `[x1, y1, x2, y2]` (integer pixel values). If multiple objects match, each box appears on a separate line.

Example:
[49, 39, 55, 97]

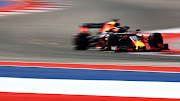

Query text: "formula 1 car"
[72, 19, 169, 52]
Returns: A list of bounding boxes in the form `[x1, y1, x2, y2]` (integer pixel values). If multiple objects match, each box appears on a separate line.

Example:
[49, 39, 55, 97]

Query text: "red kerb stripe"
[0, 92, 179, 101]
[0, 62, 179, 72]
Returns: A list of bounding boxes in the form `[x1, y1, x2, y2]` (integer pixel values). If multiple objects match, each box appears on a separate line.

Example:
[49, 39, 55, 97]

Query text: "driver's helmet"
[109, 26, 128, 33]
[115, 22, 120, 27]
[100, 20, 121, 33]
[109, 27, 119, 32]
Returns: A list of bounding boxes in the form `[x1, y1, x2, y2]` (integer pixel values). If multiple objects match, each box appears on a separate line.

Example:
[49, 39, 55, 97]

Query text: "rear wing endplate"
[81, 23, 104, 28]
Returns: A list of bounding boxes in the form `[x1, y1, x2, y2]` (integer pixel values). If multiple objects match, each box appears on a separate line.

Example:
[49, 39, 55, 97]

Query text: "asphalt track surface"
[0, 0, 180, 66]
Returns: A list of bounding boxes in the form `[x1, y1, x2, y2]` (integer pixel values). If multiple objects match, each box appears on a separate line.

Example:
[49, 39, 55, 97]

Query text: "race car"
[72, 19, 169, 52]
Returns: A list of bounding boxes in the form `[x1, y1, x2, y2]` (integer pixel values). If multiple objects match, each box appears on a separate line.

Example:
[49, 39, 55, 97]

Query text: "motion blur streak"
[0, 0, 71, 16]
[0, 1, 6, 6]
[0, 0, 29, 11]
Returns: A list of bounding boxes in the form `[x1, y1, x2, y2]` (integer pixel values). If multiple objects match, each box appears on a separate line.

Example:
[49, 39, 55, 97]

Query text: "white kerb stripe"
[0, 77, 180, 99]
[0, 12, 28, 15]
[10, 10, 50, 13]
[24, 7, 64, 10]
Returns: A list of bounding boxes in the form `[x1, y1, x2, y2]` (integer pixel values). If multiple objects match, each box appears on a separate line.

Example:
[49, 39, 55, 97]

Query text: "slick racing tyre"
[151, 33, 163, 44]
[73, 33, 89, 50]
[105, 34, 117, 51]
[149, 33, 163, 51]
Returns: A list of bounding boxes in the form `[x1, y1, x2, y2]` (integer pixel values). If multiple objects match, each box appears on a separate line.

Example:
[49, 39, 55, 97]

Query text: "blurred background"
[0, 0, 180, 64]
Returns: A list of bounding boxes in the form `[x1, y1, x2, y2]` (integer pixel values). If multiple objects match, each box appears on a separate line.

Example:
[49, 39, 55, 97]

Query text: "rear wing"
[79, 23, 104, 33]
[81, 23, 104, 28]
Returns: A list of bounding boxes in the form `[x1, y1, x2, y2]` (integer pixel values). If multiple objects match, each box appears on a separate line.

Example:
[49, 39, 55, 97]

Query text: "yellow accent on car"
[134, 41, 145, 50]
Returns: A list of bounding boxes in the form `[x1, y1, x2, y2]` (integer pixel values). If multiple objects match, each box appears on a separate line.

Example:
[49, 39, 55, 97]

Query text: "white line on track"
[0, 77, 180, 99]
[129, 52, 180, 57]
[145, 27, 180, 33]
[161, 55, 180, 57]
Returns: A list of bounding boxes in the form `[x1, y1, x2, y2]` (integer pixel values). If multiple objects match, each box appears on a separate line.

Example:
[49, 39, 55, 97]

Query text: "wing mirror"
[136, 29, 141, 32]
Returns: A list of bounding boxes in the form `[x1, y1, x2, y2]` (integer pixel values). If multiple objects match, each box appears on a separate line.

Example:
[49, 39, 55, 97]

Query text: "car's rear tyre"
[73, 33, 89, 50]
